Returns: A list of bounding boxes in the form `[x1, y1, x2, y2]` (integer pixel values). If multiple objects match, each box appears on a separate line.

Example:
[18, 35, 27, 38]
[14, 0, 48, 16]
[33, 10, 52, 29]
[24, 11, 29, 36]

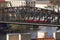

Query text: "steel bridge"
[0, 6, 59, 27]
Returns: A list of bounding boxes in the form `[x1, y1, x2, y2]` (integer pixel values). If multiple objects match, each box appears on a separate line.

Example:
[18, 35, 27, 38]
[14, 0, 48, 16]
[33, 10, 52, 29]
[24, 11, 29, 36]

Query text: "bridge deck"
[0, 21, 60, 27]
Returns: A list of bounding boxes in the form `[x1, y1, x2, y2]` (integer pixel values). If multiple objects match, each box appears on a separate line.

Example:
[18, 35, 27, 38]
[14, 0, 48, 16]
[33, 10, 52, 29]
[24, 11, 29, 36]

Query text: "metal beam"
[0, 21, 60, 27]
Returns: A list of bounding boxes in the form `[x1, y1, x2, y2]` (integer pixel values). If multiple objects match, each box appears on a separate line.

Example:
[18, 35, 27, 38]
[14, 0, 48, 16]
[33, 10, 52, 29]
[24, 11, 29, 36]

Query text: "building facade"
[0, 0, 50, 8]
[36, 0, 50, 8]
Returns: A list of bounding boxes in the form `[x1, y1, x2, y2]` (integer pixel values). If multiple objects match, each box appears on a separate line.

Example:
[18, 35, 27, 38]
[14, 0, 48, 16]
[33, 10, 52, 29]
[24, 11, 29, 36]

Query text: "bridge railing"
[0, 6, 59, 24]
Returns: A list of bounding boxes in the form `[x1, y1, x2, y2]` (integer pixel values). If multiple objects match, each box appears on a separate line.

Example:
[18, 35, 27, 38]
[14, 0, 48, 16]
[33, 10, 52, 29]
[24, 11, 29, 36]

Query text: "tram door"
[7, 34, 21, 40]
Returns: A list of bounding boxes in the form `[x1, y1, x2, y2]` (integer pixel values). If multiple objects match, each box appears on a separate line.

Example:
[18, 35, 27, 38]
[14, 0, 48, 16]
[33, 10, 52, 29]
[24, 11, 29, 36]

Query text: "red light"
[25, 20, 48, 23]
[25, 20, 34, 23]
